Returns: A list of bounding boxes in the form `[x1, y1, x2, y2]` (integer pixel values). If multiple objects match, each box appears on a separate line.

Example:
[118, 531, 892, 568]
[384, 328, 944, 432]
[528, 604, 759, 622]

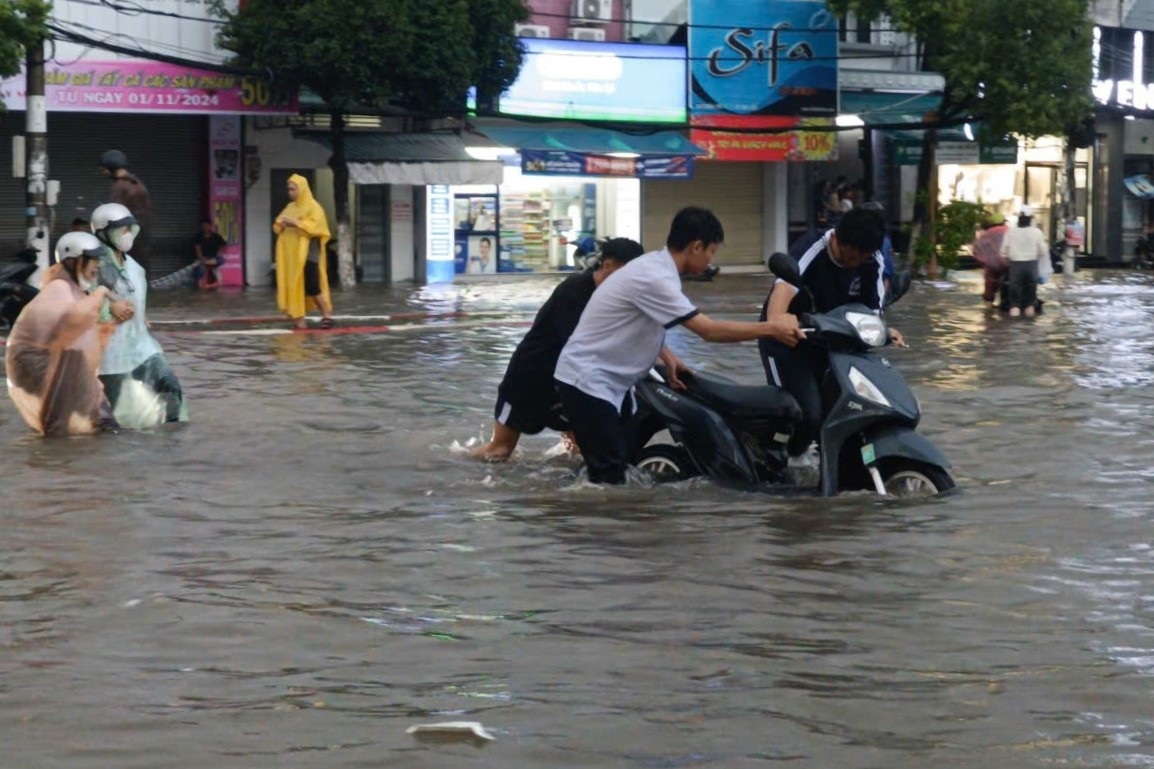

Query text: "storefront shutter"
[641, 161, 764, 266]
[0, 114, 206, 277]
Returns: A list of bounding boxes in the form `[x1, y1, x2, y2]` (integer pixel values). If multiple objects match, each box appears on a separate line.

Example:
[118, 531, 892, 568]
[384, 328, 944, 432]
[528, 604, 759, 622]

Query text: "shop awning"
[840, 90, 944, 125]
[475, 125, 706, 156]
[305, 132, 504, 185]
[839, 69, 946, 126]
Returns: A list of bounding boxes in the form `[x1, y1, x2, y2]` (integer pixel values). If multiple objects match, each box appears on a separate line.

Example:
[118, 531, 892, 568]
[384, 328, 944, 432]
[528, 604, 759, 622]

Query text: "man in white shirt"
[554, 206, 806, 484]
[999, 205, 1050, 317]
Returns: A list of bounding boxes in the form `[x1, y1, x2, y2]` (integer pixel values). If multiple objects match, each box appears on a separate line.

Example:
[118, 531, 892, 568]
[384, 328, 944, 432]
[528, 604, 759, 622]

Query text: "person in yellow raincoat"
[274, 174, 334, 329]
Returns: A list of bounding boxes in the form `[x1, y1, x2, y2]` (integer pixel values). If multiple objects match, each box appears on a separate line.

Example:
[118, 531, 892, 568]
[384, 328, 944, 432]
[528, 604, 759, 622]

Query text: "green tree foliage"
[828, 0, 1093, 137]
[211, 0, 530, 287]
[829, 0, 1091, 275]
[0, 0, 50, 106]
[469, 0, 531, 110]
[910, 198, 989, 273]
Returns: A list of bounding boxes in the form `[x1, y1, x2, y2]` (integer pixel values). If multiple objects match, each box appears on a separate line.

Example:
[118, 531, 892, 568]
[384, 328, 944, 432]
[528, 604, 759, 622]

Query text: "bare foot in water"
[469, 442, 513, 462]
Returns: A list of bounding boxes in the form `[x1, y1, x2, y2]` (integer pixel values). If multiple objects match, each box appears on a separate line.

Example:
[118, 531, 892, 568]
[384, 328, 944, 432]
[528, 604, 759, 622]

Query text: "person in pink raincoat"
[971, 213, 1010, 307]
[5, 232, 121, 436]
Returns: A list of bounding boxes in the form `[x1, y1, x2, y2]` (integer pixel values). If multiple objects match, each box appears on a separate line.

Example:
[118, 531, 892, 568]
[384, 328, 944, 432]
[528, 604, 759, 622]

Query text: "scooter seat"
[686, 371, 802, 421]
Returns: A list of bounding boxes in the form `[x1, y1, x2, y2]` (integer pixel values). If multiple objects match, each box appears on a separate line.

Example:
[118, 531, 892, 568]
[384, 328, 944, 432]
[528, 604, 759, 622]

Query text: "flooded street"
[5, 270, 1154, 768]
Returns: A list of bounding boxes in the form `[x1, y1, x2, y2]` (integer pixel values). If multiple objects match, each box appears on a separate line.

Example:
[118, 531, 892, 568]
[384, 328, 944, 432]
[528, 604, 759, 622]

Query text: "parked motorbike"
[0, 247, 40, 332]
[1134, 234, 1154, 269]
[627, 253, 954, 498]
[1049, 239, 1067, 274]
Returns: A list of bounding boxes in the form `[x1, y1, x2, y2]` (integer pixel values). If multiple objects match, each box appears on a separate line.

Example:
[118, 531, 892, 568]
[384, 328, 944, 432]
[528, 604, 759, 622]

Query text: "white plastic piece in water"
[406, 721, 495, 741]
[542, 440, 571, 459]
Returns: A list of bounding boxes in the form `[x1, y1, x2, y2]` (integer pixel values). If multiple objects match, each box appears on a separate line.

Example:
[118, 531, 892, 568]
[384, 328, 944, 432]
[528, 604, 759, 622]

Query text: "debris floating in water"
[406, 721, 495, 743]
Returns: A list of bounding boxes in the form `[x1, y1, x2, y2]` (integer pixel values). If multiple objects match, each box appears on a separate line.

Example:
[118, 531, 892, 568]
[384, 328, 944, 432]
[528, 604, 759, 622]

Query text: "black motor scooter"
[0, 247, 40, 332]
[628, 253, 954, 497]
[1135, 234, 1154, 269]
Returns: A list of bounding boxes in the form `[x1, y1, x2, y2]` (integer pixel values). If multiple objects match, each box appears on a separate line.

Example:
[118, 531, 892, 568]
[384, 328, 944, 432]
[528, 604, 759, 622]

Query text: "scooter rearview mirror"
[768, 252, 801, 286]
[887, 269, 912, 307]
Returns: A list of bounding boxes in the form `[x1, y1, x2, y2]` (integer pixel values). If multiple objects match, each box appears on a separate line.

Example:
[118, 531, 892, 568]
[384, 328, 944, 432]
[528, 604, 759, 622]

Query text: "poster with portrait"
[466, 235, 497, 274]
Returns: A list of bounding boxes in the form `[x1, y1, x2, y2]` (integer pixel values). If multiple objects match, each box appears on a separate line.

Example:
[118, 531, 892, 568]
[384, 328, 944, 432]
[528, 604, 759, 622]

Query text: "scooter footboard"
[633, 383, 758, 483]
[861, 427, 951, 470]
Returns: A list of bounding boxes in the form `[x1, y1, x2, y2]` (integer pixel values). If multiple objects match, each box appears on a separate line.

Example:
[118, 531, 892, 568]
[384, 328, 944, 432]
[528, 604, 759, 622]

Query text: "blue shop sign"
[1125, 174, 1154, 199]
[500, 38, 687, 124]
[688, 0, 838, 122]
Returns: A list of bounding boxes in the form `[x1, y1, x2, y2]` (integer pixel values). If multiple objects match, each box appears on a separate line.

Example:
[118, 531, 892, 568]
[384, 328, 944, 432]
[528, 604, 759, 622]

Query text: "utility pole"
[25, 37, 49, 287]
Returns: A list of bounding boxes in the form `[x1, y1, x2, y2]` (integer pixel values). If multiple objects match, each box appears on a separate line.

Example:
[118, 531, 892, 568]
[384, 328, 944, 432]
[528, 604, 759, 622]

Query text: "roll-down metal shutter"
[0, 113, 206, 277]
[641, 161, 764, 266]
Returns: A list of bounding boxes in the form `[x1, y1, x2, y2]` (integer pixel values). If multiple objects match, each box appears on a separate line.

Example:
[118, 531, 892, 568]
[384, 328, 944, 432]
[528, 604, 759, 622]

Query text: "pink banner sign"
[208, 115, 245, 288]
[0, 60, 298, 114]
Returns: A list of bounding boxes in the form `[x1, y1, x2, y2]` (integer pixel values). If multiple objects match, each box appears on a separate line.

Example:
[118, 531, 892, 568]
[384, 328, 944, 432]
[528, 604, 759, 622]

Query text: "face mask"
[115, 231, 135, 253]
[79, 276, 97, 292]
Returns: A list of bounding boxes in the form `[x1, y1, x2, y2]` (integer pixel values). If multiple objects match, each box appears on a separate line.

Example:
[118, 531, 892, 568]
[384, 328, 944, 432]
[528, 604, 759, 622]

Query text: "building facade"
[0, 0, 297, 285]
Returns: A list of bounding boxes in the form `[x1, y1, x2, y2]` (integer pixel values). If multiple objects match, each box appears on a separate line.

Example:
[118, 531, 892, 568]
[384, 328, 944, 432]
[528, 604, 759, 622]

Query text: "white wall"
[389, 184, 416, 282]
[244, 123, 330, 286]
[50, 0, 233, 64]
[1125, 117, 1154, 154]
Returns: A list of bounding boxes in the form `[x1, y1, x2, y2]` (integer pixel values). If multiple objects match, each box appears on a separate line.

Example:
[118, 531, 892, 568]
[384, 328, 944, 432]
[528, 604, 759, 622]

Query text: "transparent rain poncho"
[95, 243, 189, 427]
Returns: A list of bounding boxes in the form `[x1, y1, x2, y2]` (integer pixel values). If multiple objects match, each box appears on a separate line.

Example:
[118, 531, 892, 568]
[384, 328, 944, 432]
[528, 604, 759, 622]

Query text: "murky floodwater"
[4, 270, 1154, 768]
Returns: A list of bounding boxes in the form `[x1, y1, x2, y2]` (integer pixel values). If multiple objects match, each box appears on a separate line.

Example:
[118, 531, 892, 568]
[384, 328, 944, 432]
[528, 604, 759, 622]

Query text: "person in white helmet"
[999, 205, 1051, 317]
[90, 202, 189, 427]
[5, 232, 120, 436]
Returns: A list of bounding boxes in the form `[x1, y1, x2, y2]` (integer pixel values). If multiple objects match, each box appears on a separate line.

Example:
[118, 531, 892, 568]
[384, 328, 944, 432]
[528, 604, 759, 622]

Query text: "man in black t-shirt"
[471, 238, 644, 462]
[193, 219, 228, 289]
[759, 208, 906, 456]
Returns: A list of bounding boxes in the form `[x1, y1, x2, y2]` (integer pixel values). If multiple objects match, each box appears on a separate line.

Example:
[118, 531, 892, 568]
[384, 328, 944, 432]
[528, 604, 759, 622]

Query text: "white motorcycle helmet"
[54, 231, 105, 263]
[91, 202, 139, 253]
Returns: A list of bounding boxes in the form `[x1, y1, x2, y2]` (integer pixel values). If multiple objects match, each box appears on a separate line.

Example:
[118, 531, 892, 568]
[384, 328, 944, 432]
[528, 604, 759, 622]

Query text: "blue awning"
[477, 125, 705, 156]
[839, 68, 946, 126]
[839, 90, 944, 126]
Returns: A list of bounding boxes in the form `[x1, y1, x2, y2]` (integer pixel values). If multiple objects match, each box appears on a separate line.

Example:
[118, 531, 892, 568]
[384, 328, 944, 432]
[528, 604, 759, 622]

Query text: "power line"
[55, 0, 921, 62]
[45, 21, 268, 77]
[528, 8, 909, 33]
[519, 47, 923, 63]
[49, 17, 233, 65]
[57, 0, 225, 24]
[60, 0, 909, 34]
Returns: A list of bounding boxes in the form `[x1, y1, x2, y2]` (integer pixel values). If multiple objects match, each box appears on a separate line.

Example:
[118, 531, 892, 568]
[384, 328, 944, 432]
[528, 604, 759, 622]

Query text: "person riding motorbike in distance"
[760, 207, 905, 458]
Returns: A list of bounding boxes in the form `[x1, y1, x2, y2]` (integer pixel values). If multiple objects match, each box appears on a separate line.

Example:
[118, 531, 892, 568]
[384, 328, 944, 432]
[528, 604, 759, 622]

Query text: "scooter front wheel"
[636, 445, 696, 482]
[879, 460, 955, 497]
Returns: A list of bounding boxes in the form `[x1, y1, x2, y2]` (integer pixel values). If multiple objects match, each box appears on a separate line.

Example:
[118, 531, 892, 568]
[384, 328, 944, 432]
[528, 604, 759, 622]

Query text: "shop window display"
[447, 171, 636, 274]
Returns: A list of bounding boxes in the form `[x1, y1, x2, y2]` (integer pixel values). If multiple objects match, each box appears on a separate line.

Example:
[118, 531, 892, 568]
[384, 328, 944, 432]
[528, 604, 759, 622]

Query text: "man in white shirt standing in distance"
[554, 206, 807, 485]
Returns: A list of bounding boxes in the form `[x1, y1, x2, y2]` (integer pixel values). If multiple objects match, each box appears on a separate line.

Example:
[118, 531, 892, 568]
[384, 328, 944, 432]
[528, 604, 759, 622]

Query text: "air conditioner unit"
[571, 0, 612, 23]
[514, 23, 551, 38]
[568, 27, 607, 42]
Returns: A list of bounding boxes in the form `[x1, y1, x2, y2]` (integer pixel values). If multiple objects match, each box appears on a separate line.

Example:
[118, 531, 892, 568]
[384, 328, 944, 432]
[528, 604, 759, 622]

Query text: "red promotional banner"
[691, 118, 838, 162]
[583, 155, 638, 177]
[207, 116, 244, 288]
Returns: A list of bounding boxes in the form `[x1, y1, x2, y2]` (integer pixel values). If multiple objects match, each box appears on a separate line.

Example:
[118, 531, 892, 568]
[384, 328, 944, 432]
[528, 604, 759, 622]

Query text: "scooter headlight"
[848, 366, 892, 407]
[845, 311, 888, 347]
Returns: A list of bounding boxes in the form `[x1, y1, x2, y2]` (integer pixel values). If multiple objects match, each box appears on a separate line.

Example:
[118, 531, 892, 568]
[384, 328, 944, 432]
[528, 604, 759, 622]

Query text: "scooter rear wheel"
[880, 460, 955, 497]
[636, 445, 696, 482]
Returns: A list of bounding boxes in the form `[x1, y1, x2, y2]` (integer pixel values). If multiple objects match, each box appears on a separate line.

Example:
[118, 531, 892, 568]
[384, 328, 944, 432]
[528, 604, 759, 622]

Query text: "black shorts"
[304, 260, 321, 297]
[494, 383, 569, 435]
